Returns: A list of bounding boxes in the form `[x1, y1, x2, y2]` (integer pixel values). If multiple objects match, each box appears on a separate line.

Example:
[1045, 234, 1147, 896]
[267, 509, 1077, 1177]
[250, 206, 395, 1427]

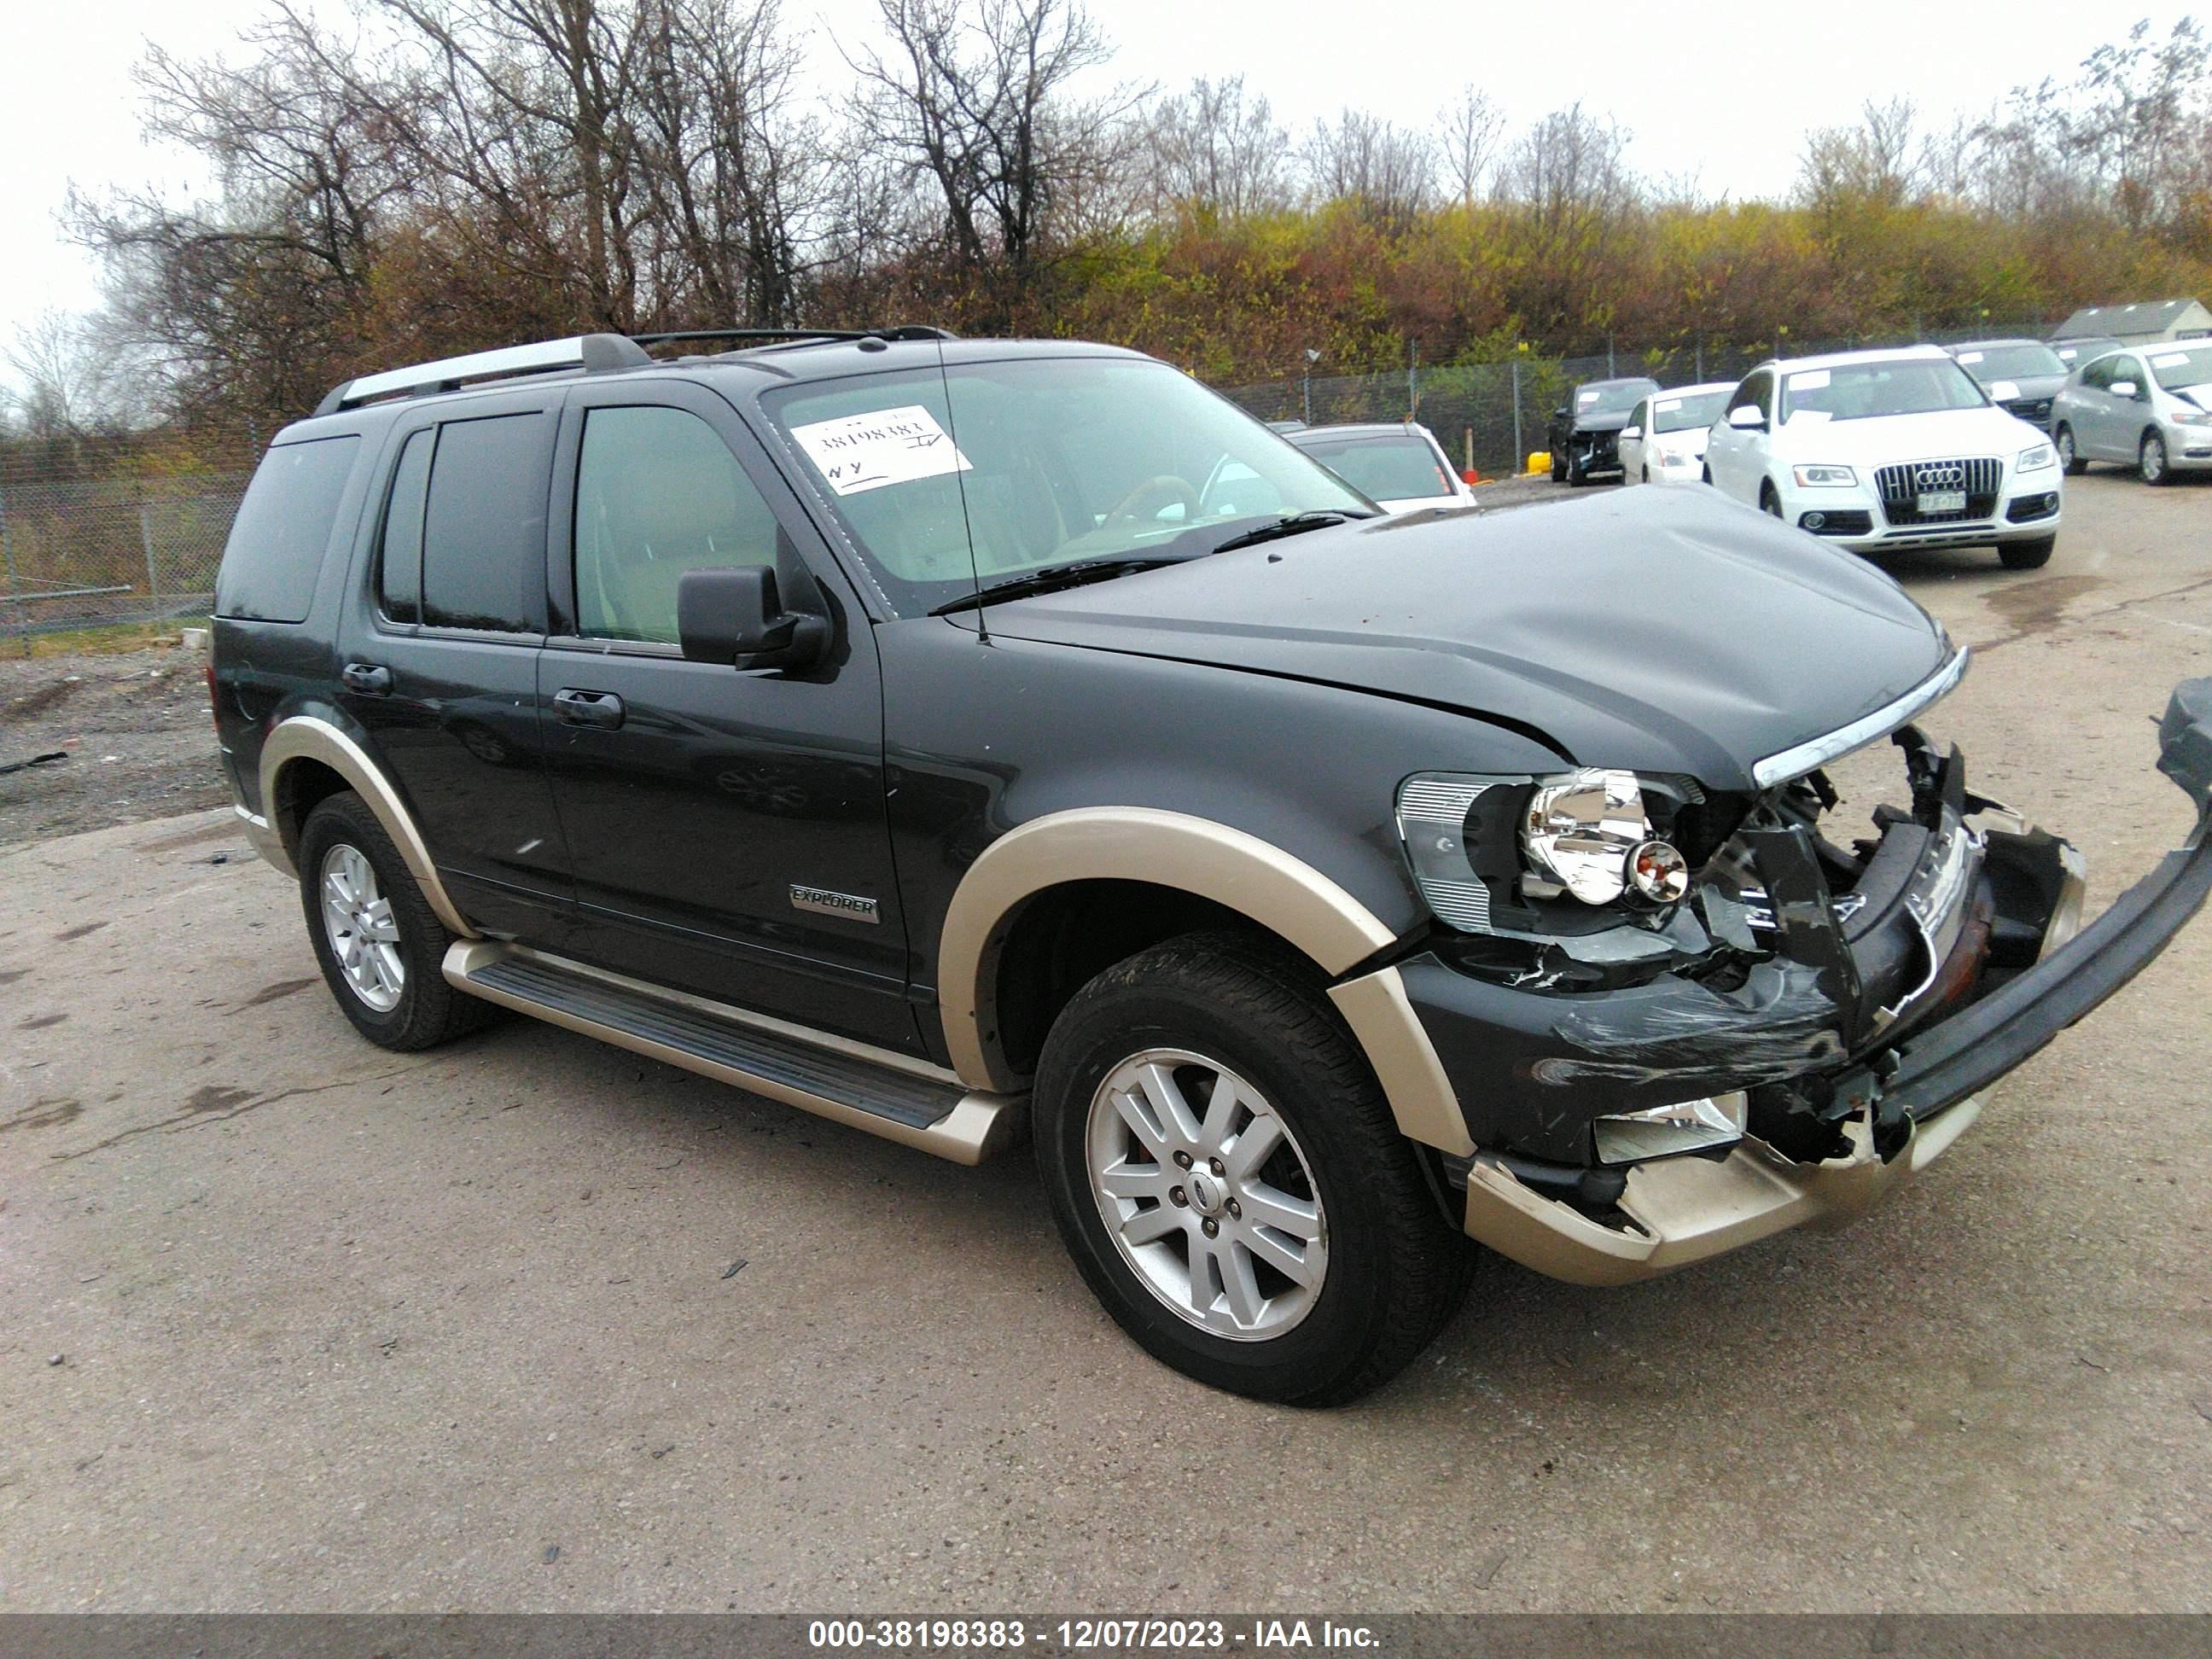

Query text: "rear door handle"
[341, 661, 393, 696]
[553, 688, 626, 730]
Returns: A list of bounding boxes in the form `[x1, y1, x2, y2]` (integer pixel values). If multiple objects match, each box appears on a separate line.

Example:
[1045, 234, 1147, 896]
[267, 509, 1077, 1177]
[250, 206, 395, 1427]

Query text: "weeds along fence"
[1, 321, 2061, 647]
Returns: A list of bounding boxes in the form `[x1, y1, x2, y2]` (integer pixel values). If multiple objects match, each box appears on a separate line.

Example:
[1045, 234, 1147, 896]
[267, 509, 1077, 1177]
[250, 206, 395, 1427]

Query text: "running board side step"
[443, 941, 1026, 1165]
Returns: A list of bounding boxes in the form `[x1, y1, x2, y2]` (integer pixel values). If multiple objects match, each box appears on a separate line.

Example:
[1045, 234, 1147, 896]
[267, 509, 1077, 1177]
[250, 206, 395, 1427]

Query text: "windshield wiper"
[1207, 511, 1370, 555]
[928, 557, 1184, 616]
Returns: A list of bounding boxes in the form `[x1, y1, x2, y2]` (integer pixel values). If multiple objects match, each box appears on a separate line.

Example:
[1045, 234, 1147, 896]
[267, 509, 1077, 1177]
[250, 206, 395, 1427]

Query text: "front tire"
[1033, 933, 1472, 1405]
[1549, 451, 1566, 484]
[2141, 430, 2172, 485]
[1761, 482, 1785, 519]
[298, 791, 493, 1051]
[2055, 423, 2086, 475]
[2000, 534, 2057, 571]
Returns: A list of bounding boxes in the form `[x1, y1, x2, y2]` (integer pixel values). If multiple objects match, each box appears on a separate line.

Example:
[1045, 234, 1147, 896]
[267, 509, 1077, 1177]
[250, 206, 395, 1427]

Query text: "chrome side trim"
[1462, 1097, 1981, 1285]
[443, 940, 1025, 1166]
[259, 716, 478, 939]
[937, 807, 1400, 1093]
[1752, 649, 1970, 789]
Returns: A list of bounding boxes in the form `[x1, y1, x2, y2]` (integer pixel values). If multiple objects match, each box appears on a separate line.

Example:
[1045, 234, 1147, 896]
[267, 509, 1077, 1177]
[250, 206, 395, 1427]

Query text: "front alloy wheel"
[1086, 1049, 1327, 1341]
[1033, 932, 1473, 1404]
[2141, 430, 2171, 484]
[2055, 424, 2085, 475]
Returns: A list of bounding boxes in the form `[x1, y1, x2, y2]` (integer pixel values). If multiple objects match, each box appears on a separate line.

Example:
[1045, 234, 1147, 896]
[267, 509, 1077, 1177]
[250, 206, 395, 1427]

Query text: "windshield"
[1650, 389, 1731, 434]
[1780, 358, 1987, 423]
[761, 357, 1371, 617]
[1952, 343, 2064, 382]
[1573, 380, 1656, 417]
[2147, 345, 2212, 391]
[1292, 433, 1454, 500]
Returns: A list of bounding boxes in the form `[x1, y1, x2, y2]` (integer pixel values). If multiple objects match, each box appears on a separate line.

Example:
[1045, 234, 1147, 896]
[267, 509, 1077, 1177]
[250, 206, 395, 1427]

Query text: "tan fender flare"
[259, 715, 478, 940]
[936, 807, 1475, 1156]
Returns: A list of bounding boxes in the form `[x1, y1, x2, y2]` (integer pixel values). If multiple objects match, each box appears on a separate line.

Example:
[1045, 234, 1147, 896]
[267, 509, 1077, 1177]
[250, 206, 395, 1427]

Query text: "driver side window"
[573, 405, 779, 644]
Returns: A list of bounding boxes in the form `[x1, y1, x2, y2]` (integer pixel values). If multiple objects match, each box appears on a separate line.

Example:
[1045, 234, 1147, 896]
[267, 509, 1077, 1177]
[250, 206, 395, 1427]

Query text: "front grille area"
[1876, 457, 2002, 526]
[2003, 396, 2053, 426]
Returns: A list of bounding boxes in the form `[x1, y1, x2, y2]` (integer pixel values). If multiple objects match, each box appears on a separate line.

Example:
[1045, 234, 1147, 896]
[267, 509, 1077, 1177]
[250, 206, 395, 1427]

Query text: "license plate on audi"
[1918, 489, 1967, 514]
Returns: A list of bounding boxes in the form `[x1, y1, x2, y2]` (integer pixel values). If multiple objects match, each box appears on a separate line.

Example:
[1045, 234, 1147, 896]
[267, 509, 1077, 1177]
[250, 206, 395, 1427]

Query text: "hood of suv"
[1569, 409, 1637, 435]
[981, 487, 1953, 790]
[1768, 405, 2041, 464]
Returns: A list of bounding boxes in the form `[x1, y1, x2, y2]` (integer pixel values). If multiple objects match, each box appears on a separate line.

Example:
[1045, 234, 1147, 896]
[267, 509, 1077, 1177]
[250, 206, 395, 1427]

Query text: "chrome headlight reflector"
[1525, 768, 1681, 907]
[2017, 442, 2058, 470]
[1593, 1092, 1749, 1165]
[1791, 463, 1857, 486]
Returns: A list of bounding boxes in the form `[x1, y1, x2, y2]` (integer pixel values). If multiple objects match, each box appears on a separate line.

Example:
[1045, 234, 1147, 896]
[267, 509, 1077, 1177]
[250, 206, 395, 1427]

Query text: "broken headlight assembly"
[1395, 767, 1699, 934]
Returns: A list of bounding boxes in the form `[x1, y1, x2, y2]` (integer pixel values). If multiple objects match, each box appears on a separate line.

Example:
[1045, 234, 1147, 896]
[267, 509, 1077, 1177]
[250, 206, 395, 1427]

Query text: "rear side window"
[214, 435, 361, 622]
[421, 412, 552, 632]
[377, 428, 434, 624]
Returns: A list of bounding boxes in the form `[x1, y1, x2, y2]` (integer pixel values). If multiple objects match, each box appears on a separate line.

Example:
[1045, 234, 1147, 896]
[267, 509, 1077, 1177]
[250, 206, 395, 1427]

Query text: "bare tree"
[1497, 103, 1634, 225]
[1797, 97, 1923, 209]
[1, 311, 131, 439]
[1144, 75, 1290, 220]
[1437, 85, 1503, 208]
[847, 0, 1140, 315]
[1301, 108, 1434, 231]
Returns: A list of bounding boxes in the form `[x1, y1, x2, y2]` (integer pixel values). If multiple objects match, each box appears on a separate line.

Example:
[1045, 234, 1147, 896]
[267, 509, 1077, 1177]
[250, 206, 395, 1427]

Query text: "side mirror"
[2110, 379, 2139, 399]
[1726, 405, 1767, 431]
[678, 566, 828, 670]
[1988, 379, 2021, 402]
[1552, 406, 1569, 420]
[1620, 425, 1642, 441]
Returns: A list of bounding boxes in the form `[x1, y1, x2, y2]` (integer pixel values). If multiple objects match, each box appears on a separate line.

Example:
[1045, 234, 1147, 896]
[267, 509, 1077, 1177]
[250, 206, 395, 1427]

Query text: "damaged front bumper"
[1401, 678, 2212, 1286]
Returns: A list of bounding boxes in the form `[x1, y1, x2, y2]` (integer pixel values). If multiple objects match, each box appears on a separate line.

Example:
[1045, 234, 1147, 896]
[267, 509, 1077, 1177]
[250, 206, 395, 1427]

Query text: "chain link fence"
[1220, 321, 2062, 478]
[1, 320, 2062, 647]
[0, 443, 254, 652]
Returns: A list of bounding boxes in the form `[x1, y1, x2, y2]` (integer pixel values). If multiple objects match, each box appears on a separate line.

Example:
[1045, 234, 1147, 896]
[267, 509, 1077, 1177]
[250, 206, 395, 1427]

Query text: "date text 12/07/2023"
[805, 1618, 1383, 1652]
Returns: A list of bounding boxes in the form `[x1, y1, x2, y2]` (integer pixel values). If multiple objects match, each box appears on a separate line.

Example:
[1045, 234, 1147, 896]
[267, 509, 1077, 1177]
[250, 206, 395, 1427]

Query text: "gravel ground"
[0, 645, 230, 850]
[1, 472, 2209, 1614]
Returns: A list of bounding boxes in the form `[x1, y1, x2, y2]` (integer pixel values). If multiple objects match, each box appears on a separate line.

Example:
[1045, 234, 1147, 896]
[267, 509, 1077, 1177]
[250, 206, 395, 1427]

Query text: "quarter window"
[421, 412, 553, 633]
[573, 405, 781, 644]
[377, 428, 433, 625]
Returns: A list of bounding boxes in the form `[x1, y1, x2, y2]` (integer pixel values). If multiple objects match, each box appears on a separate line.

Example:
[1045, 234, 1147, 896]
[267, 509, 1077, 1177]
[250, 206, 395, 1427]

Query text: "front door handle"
[553, 688, 626, 730]
[341, 661, 393, 696]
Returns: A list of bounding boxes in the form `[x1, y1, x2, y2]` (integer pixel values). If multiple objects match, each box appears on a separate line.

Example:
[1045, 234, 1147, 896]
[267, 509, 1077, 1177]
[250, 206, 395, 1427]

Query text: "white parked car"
[1283, 422, 1481, 514]
[2048, 339, 2212, 483]
[1617, 382, 1734, 485]
[1702, 346, 2062, 570]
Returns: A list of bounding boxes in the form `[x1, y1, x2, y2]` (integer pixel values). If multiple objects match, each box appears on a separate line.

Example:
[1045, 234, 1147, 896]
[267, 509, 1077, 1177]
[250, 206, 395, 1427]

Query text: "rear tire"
[2000, 535, 2057, 571]
[2055, 423, 2086, 475]
[1033, 932, 1473, 1405]
[297, 791, 494, 1051]
[2140, 430, 2171, 485]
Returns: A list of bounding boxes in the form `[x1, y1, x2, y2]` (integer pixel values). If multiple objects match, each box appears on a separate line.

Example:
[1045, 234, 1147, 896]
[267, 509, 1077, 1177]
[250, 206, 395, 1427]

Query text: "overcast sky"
[0, 0, 2192, 351]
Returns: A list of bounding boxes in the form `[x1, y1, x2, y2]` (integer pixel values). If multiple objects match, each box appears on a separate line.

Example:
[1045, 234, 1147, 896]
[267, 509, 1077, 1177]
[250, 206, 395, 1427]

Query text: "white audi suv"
[1702, 345, 2062, 569]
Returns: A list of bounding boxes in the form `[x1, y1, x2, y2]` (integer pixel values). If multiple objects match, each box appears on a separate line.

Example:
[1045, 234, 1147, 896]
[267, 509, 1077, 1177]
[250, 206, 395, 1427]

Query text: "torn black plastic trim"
[1886, 678, 2212, 1121]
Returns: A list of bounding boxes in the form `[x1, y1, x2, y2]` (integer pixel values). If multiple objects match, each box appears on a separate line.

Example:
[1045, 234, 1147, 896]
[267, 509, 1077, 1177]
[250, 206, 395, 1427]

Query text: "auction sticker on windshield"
[789, 405, 974, 496]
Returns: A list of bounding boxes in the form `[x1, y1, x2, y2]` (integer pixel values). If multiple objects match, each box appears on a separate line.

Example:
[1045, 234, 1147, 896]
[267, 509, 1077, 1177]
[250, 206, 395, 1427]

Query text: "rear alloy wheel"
[1034, 932, 1472, 1405]
[298, 791, 494, 1051]
[2000, 534, 2058, 571]
[2055, 423, 2086, 475]
[2140, 430, 2172, 485]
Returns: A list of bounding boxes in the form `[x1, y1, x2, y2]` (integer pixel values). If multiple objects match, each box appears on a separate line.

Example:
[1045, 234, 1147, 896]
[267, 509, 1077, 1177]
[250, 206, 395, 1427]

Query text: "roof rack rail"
[315, 333, 651, 416]
[630, 324, 959, 351]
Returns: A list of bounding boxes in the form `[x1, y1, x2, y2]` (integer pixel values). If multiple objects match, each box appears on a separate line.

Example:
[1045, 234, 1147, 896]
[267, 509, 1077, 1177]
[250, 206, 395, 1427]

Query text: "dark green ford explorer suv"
[212, 328, 2212, 1403]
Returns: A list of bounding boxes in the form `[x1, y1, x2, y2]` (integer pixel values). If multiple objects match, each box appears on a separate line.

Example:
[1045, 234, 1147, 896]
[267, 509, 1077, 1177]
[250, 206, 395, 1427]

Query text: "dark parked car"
[1943, 338, 2069, 428]
[2051, 334, 2125, 372]
[213, 329, 2212, 1404]
[1547, 375, 1661, 485]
